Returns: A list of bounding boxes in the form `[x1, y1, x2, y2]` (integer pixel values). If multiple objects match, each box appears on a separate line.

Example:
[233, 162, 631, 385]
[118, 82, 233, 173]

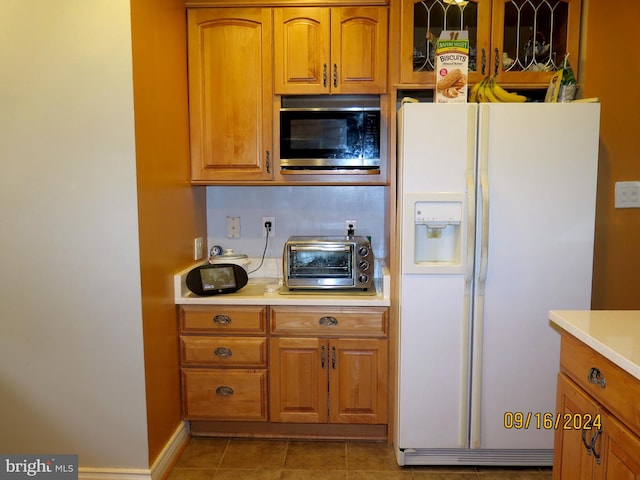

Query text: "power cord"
[248, 220, 271, 274]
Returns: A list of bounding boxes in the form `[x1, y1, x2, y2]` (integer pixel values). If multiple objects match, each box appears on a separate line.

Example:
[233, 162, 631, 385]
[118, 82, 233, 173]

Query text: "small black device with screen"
[185, 263, 248, 296]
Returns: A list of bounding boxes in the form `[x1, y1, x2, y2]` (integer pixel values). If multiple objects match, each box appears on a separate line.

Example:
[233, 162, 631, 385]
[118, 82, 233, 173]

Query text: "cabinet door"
[595, 412, 640, 480]
[491, 0, 582, 86]
[329, 338, 388, 424]
[270, 337, 328, 423]
[331, 7, 388, 94]
[274, 8, 331, 94]
[400, 0, 491, 86]
[553, 373, 598, 480]
[187, 8, 273, 182]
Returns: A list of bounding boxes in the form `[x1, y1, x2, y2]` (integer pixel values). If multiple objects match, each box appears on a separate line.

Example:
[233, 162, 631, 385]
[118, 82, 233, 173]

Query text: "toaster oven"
[283, 236, 374, 290]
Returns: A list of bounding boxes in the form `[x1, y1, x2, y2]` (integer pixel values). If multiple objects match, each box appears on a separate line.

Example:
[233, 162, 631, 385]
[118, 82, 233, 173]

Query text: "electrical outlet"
[193, 237, 204, 261]
[344, 219, 358, 236]
[262, 216, 275, 237]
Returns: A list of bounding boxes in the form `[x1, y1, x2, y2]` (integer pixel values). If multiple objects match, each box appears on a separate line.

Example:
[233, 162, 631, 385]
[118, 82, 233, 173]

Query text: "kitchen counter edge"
[549, 310, 640, 381]
[174, 261, 391, 307]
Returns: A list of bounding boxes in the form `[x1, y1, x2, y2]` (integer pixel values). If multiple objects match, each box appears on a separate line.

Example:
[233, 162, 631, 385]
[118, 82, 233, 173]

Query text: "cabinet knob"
[213, 314, 232, 325]
[214, 347, 233, 358]
[319, 316, 338, 327]
[587, 367, 606, 388]
[215, 386, 234, 397]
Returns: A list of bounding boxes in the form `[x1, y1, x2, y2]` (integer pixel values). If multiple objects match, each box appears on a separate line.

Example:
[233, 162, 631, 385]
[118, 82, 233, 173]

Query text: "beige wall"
[0, 0, 205, 469]
[584, 0, 640, 309]
[0, 0, 149, 467]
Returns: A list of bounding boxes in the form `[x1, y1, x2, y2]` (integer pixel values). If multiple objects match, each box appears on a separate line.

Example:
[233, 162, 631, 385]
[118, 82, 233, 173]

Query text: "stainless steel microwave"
[283, 236, 375, 290]
[279, 96, 380, 171]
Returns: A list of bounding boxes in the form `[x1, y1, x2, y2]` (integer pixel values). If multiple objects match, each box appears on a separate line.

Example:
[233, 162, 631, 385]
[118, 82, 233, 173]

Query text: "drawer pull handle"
[215, 386, 234, 397]
[214, 347, 232, 358]
[213, 314, 232, 325]
[319, 316, 338, 327]
[587, 367, 606, 388]
[581, 429, 593, 456]
[590, 426, 602, 464]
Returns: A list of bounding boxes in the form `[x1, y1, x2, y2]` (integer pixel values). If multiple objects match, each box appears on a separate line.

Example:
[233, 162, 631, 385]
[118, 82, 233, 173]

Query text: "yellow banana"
[476, 78, 489, 102]
[491, 80, 527, 103]
[483, 78, 502, 103]
[468, 80, 482, 103]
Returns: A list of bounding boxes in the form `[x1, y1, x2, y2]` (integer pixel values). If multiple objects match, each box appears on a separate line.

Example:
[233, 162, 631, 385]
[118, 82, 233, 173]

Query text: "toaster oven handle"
[319, 316, 338, 327]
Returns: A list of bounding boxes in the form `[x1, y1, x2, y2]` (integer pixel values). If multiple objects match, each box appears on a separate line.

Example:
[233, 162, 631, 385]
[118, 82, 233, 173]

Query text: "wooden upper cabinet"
[274, 8, 330, 94]
[400, 0, 491, 86]
[187, 8, 273, 183]
[491, 0, 581, 86]
[274, 7, 388, 94]
[400, 0, 581, 88]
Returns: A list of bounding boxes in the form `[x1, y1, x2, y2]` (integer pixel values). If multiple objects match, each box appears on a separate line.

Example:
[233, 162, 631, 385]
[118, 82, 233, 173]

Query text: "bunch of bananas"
[469, 77, 527, 103]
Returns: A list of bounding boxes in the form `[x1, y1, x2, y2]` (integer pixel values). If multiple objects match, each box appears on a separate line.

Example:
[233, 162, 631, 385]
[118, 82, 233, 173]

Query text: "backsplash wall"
[206, 185, 388, 261]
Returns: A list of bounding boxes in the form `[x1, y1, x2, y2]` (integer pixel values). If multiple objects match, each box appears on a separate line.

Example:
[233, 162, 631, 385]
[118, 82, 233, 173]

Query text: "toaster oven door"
[286, 244, 355, 288]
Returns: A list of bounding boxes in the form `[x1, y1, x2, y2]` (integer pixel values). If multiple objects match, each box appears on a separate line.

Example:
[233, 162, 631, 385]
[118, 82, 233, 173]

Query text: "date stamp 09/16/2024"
[503, 412, 602, 430]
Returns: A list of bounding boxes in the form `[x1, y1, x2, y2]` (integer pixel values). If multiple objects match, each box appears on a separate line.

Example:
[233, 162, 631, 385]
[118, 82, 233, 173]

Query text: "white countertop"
[174, 261, 391, 307]
[549, 310, 640, 380]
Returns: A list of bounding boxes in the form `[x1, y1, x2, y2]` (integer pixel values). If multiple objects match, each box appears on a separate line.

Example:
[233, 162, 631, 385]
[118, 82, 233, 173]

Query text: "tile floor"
[168, 437, 553, 480]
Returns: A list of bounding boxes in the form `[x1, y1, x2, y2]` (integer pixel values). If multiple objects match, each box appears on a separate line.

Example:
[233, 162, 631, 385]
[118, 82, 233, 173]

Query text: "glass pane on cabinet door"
[501, 0, 569, 73]
[412, 0, 480, 74]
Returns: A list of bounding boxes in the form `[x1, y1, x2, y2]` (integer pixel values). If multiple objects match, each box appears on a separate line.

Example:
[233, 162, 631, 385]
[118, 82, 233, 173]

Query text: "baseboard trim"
[78, 422, 191, 480]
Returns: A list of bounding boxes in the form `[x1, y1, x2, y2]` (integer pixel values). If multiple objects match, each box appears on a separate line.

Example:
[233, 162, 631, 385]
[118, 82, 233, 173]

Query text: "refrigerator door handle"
[459, 104, 477, 447]
[471, 105, 490, 449]
[477, 105, 490, 294]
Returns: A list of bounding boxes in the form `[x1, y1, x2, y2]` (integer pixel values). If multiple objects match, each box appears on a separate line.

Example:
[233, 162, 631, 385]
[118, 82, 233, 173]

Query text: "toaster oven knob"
[358, 274, 369, 284]
[358, 246, 370, 257]
[358, 260, 370, 271]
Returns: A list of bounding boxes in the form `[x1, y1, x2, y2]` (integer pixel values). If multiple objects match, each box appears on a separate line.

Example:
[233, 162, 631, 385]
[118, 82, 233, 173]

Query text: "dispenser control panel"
[415, 202, 462, 224]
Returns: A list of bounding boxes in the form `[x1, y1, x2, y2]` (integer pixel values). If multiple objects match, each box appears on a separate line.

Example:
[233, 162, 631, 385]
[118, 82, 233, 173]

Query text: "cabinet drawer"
[182, 369, 267, 421]
[560, 333, 640, 437]
[180, 305, 266, 334]
[181, 336, 267, 367]
[270, 306, 388, 337]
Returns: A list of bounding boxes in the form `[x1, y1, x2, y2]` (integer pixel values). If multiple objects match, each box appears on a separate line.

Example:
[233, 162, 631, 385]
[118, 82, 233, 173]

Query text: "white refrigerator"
[395, 102, 600, 465]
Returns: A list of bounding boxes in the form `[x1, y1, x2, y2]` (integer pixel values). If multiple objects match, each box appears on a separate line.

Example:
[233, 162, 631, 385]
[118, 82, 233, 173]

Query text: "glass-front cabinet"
[400, 0, 582, 87]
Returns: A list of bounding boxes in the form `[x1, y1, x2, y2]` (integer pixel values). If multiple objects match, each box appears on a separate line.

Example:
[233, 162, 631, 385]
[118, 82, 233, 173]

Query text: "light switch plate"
[615, 181, 640, 208]
[226, 216, 241, 238]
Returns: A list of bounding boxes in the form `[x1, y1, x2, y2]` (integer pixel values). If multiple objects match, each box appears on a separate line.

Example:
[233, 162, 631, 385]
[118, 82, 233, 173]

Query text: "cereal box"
[434, 31, 469, 103]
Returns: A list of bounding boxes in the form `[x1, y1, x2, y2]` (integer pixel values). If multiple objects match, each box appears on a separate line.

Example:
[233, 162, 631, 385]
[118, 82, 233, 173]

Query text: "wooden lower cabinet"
[270, 336, 388, 424]
[179, 304, 390, 439]
[179, 305, 268, 421]
[553, 333, 640, 480]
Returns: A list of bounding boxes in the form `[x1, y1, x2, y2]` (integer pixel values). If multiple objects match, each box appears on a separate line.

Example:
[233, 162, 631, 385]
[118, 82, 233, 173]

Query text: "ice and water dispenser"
[402, 193, 466, 274]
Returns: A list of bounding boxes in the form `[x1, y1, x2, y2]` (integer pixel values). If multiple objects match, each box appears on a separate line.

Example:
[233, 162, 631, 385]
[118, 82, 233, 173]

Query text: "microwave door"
[279, 109, 380, 170]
